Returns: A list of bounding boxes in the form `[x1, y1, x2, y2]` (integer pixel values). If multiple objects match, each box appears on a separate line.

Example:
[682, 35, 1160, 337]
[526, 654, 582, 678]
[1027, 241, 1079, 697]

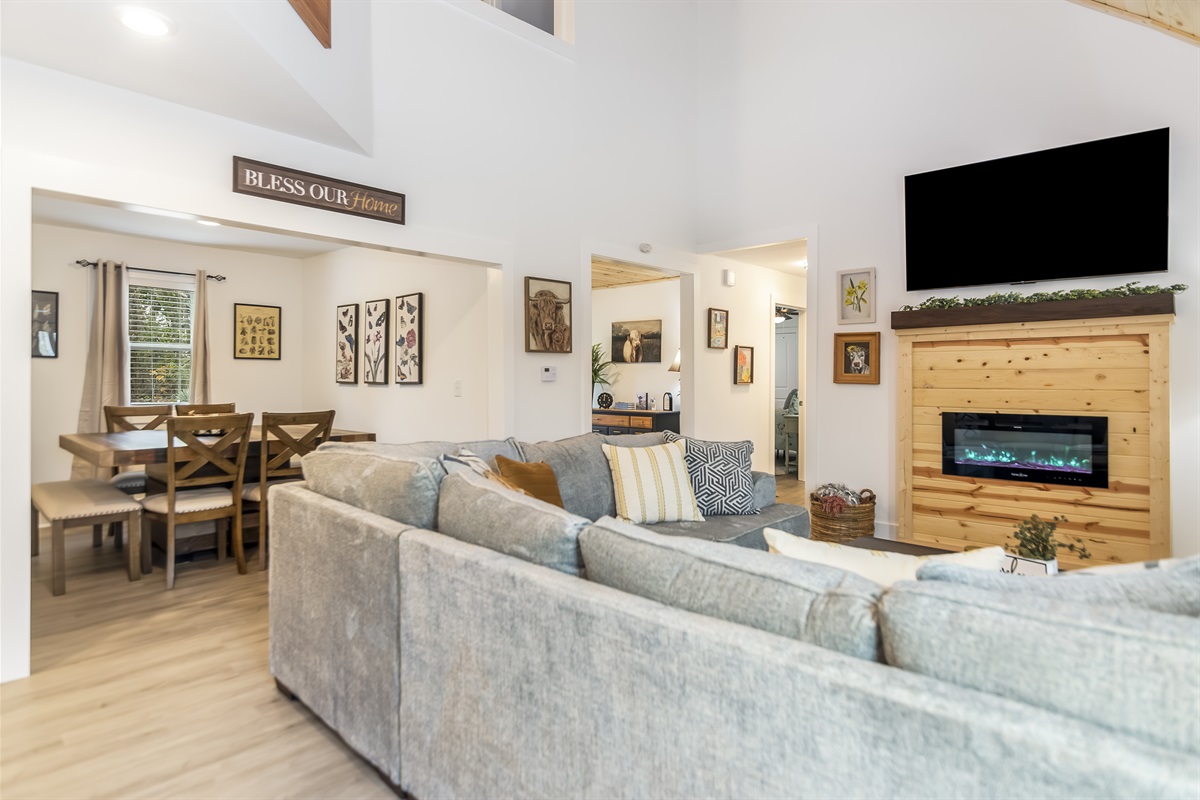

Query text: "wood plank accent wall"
[896, 314, 1173, 568]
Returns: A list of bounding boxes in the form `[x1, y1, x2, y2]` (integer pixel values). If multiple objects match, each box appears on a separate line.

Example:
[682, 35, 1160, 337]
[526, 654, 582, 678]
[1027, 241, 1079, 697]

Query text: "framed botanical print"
[834, 332, 881, 384]
[233, 303, 281, 359]
[525, 276, 572, 353]
[394, 292, 424, 385]
[733, 345, 754, 385]
[335, 303, 359, 384]
[708, 307, 728, 349]
[32, 290, 58, 358]
[837, 268, 876, 324]
[362, 298, 390, 385]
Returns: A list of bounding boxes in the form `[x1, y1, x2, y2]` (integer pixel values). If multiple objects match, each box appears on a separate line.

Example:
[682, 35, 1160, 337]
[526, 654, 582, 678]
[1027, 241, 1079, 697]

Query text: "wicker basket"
[809, 489, 876, 543]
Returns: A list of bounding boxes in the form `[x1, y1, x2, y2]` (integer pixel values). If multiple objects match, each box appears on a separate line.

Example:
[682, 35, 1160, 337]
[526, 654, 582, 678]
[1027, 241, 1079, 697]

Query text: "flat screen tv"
[904, 128, 1169, 292]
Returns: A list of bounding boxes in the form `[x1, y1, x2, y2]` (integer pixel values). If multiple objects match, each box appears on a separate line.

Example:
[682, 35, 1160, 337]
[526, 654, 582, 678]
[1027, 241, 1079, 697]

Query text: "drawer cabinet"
[590, 410, 680, 436]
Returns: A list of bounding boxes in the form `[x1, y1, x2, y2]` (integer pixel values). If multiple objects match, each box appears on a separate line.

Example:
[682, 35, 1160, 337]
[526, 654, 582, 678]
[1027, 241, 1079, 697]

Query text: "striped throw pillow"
[601, 440, 704, 524]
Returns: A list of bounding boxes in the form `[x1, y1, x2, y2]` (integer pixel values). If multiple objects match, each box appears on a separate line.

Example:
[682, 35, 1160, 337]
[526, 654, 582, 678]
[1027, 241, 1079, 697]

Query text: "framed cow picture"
[525, 276, 572, 353]
[834, 332, 880, 384]
[611, 319, 663, 363]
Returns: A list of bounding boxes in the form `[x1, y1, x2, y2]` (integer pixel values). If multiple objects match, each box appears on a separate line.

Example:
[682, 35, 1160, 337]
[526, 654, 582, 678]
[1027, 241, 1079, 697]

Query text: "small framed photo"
[32, 290, 58, 358]
[362, 298, 390, 385]
[336, 303, 359, 384]
[707, 307, 728, 349]
[234, 303, 281, 360]
[525, 276, 572, 353]
[834, 332, 881, 384]
[837, 267, 876, 325]
[733, 345, 754, 385]
[394, 292, 424, 385]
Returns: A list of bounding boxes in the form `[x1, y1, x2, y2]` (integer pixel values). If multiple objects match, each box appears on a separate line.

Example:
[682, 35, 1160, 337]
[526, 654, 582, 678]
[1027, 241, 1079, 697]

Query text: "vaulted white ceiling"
[0, 0, 374, 154]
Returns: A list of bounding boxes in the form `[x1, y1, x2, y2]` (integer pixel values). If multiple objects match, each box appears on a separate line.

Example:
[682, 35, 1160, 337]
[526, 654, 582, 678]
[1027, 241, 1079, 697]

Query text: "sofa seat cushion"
[766, 528, 1005, 587]
[601, 440, 704, 524]
[495, 455, 565, 508]
[651, 502, 810, 550]
[917, 555, 1200, 616]
[437, 471, 590, 576]
[581, 516, 883, 660]
[880, 580, 1200, 755]
[663, 432, 757, 515]
[302, 449, 445, 530]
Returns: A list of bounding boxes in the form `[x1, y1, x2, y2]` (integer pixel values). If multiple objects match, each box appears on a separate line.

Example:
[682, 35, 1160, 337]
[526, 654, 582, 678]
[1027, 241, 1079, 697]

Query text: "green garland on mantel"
[898, 281, 1188, 312]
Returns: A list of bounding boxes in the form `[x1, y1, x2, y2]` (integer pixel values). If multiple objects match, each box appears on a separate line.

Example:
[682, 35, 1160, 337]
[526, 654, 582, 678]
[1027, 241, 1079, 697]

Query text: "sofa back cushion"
[301, 449, 445, 530]
[880, 580, 1200, 754]
[517, 433, 614, 520]
[917, 556, 1200, 616]
[580, 516, 883, 660]
[316, 438, 523, 470]
[437, 471, 590, 576]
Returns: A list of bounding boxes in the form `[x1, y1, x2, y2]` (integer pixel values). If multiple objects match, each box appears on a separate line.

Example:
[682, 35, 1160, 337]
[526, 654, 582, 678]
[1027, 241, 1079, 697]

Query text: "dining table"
[60, 425, 376, 469]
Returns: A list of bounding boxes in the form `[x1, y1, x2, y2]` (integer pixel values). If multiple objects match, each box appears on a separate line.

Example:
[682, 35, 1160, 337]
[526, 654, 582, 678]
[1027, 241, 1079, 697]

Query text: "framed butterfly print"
[394, 292, 424, 385]
[335, 303, 358, 384]
[363, 298, 390, 385]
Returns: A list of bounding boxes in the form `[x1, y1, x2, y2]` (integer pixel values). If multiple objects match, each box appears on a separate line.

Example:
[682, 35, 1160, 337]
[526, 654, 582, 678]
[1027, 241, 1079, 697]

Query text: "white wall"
[301, 248, 493, 443]
[590, 280, 681, 408]
[30, 224, 309, 484]
[2, 0, 704, 680]
[695, 0, 1200, 552]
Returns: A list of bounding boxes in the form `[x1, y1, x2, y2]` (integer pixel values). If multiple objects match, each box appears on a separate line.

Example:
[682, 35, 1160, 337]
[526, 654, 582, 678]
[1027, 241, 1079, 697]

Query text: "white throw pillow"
[601, 440, 704, 524]
[764, 528, 1005, 587]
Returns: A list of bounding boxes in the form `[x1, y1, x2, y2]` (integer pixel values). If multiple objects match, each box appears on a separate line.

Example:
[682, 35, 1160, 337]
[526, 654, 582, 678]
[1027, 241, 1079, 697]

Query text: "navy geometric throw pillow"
[664, 431, 758, 516]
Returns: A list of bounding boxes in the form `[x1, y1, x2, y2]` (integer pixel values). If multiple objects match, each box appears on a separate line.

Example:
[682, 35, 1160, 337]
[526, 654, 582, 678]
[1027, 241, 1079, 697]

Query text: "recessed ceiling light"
[120, 7, 176, 37]
[196, 220, 221, 227]
[122, 204, 194, 220]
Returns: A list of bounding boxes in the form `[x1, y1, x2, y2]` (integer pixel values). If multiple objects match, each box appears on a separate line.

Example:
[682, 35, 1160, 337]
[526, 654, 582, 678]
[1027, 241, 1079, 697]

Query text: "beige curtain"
[72, 260, 128, 479]
[189, 269, 211, 404]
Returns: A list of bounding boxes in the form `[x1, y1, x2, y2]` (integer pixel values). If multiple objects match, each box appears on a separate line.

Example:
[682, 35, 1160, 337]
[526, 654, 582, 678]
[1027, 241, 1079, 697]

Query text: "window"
[127, 282, 194, 403]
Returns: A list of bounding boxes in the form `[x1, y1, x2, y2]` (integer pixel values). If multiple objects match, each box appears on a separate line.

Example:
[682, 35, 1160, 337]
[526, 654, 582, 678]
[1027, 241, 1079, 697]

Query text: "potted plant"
[1005, 514, 1092, 575]
[591, 343, 614, 400]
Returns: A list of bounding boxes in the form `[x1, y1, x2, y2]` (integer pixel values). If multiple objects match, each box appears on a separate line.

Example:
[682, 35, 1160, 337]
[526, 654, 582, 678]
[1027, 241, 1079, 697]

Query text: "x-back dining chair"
[139, 412, 253, 589]
[241, 410, 335, 569]
[174, 402, 236, 416]
[104, 404, 173, 496]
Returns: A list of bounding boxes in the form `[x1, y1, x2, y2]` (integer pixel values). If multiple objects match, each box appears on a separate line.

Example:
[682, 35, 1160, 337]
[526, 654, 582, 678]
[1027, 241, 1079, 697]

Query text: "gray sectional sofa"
[268, 432, 1200, 799]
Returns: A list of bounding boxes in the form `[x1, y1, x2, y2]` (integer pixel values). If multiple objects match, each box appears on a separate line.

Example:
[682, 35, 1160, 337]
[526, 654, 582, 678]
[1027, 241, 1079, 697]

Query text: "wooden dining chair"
[104, 404, 173, 495]
[241, 410, 335, 569]
[174, 402, 236, 417]
[139, 412, 253, 589]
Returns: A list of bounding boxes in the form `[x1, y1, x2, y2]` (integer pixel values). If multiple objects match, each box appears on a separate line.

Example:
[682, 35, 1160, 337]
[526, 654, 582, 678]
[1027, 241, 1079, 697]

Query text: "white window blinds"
[127, 283, 194, 404]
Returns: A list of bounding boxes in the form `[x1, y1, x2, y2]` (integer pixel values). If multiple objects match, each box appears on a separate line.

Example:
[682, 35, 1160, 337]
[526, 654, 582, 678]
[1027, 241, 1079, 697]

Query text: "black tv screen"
[904, 128, 1169, 292]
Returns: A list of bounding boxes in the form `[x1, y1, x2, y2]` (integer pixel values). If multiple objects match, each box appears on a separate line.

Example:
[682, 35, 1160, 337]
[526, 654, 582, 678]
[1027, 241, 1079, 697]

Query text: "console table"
[592, 409, 680, 436]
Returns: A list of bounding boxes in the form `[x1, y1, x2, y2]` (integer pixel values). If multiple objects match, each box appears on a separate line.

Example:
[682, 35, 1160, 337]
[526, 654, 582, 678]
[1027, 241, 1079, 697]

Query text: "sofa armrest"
[752, 470, 776, 509]
[269, 482, 415, 785]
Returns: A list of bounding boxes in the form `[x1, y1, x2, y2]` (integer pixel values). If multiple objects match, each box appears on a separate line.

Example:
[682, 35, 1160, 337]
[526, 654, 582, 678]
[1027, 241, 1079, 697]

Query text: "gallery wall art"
[834, 332, 881, 384]
[362, 298, 390, 385]
[336, 303, 359, 384]
[394, 292, 424, 384]
[708, 308, 728, 349]
[234, 303, 280, 359]
[525, 276, 572, 353]
[734, 345, 754, 385]
[837, 268, 876, 324]
[611, 319, 663, 363]
[32, 290, 58, 358]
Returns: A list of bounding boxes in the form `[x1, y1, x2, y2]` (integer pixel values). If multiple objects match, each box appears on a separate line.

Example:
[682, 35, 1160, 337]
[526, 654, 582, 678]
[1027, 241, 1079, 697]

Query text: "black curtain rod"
[74, 259, 226, 282]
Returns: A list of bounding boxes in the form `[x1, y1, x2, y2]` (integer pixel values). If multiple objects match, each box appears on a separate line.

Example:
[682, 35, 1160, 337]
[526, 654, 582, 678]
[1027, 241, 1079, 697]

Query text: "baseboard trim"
[873, 521, 898, 541]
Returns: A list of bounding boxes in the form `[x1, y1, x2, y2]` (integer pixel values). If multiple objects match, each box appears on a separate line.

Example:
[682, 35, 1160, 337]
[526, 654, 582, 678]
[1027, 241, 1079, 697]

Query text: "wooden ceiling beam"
[288, 0, 332, 49]
[1068, 0, 1199, 46]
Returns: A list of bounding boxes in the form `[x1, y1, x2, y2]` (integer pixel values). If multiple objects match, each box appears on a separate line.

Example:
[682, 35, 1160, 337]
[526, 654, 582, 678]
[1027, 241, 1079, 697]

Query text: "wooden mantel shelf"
[890, 293, 1175, 330]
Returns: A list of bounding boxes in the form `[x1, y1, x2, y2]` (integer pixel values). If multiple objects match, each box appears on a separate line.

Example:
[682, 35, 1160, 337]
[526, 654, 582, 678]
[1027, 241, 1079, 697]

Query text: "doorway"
[773, 303, 805, 500]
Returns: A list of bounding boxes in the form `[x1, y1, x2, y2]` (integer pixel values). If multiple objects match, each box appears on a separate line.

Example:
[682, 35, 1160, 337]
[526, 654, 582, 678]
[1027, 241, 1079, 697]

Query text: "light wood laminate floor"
[2, 527, 394, 799]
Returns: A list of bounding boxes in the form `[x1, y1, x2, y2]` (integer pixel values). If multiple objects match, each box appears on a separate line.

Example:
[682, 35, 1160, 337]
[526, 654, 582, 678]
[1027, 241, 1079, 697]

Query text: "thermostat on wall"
[541, 366, 557, 382]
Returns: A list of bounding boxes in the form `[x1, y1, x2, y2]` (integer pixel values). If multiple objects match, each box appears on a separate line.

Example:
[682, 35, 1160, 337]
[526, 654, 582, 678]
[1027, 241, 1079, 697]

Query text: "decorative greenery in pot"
[1008, 514, 1092, 562]
[591, 343, 614, 397]
[899, 281, 1187, 312]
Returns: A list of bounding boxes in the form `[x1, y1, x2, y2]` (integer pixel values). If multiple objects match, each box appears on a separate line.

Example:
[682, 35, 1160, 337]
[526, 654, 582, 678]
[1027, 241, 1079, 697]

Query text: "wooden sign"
[233, 156, 405, 225]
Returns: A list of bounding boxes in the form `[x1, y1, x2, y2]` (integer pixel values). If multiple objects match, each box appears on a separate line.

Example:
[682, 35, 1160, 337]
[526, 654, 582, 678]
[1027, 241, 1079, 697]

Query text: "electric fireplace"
[941, 412, 1108, 488]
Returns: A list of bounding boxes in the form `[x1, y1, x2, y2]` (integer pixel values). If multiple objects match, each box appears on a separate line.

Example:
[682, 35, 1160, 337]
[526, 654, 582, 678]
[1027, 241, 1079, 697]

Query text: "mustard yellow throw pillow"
[495, 454, 565, 508]
[600, 440, 704, 524]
